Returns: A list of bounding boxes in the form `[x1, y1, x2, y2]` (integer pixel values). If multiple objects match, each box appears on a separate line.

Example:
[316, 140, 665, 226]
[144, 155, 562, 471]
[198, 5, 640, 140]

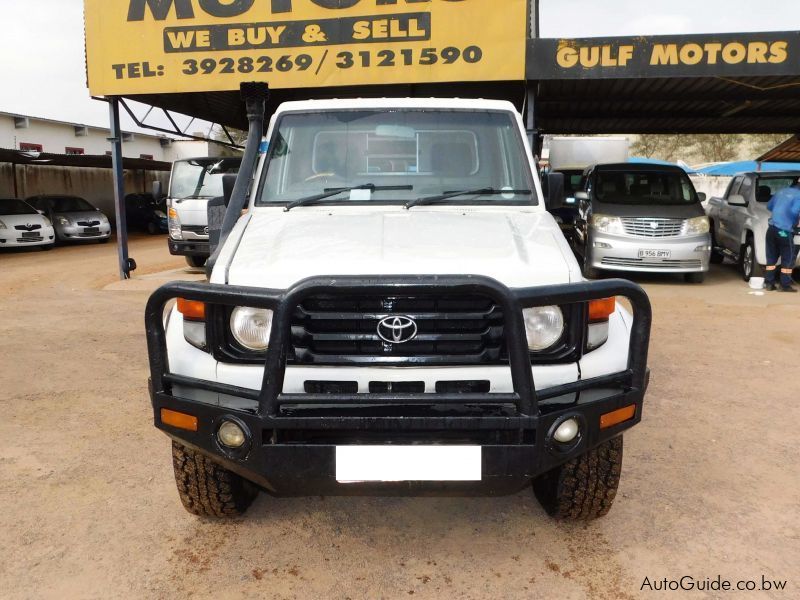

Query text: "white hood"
[224, 208, 578, 289]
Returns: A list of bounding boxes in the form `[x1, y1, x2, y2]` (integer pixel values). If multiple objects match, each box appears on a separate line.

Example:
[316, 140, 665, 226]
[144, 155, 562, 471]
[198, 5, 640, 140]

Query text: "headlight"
[0, 219, 6, 229]
[230, 307, 273, 351]
[56, 216, 71, 226]
[154, 210, 167, 218]
[590, 214, 625, 235]
[168, 207, 181, 238]
[42, 217, 53, 227]
[522, 306, 564, 351]
[99, 214, 109, 223]
[684, 216, 710, 235]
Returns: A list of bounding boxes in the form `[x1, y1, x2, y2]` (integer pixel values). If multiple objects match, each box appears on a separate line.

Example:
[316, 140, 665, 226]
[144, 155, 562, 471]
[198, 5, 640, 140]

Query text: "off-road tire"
[185, 255, 207, 268]
[740, 235, 765, 282]
[533, 436, 623, 520]
[684, 272, 705, 284]
[171, 441, 258, 518]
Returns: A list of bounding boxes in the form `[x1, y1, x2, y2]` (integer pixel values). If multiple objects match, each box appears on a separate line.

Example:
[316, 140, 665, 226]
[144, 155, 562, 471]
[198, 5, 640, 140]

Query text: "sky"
[0, 0, 798, 135]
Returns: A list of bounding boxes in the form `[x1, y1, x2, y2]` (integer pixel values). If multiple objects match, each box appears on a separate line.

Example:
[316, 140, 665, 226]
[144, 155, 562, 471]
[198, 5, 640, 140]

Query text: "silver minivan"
[572, 163, 711, 283]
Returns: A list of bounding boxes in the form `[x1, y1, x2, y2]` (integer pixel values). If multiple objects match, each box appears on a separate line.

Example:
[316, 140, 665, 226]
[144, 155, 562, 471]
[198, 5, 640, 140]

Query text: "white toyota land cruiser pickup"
[146, 95, 652, 521]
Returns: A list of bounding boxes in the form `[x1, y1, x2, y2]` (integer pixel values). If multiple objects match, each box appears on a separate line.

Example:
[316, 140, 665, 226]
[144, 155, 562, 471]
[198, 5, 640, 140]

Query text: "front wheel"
[171, 442, 258, 517]
[533, 436, 623, 520]
[740, 237, 764, 282]
[185, 255, 207, 268]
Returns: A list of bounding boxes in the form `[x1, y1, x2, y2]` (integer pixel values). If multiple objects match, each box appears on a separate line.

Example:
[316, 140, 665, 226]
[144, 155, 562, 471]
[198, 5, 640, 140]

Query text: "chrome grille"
[602, 257, 702, 269]
[621, 218, 684, 238]
[76, 220, 100, 227]
[290, 295, 505, 366]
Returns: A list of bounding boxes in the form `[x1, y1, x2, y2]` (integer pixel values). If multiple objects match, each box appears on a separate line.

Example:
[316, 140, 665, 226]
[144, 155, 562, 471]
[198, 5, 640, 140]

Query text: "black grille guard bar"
[145, 275, 651, 417]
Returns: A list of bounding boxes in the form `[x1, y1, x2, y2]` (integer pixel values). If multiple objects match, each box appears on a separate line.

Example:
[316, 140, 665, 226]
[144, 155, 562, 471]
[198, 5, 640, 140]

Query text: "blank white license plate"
[638, 249, 671, 259]
[336, 446, 481, 483]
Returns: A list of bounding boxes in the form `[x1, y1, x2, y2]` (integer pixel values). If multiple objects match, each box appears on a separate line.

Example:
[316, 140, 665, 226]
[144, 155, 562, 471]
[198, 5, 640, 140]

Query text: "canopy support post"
[109, 97, 131, 280]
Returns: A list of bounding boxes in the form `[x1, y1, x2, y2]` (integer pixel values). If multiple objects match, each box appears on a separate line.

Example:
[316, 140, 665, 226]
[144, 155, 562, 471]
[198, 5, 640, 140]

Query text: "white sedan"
[0, 198, 55, 249]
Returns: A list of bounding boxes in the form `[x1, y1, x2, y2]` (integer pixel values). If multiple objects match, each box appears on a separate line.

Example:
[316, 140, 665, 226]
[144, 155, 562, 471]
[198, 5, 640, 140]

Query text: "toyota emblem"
[377, 316, 418, 344]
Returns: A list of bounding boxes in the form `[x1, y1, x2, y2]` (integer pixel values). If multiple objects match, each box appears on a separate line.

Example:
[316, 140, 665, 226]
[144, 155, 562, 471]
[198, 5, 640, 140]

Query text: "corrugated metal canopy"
[125, 74, 800, 135]
[534, 75, 800, 134]
[757, 134, 800, 162]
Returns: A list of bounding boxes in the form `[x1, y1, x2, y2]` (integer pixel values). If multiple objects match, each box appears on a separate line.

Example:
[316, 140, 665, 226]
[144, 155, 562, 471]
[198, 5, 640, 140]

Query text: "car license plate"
[21, 232, 40, 239]
[84, 227, 100, 234]
[336, 446, 481, 482]
[638, 249, 671, 259]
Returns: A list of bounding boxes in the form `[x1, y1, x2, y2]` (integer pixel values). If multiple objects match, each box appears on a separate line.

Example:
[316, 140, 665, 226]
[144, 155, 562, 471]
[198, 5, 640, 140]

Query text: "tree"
[630, 134, 688, 162]
[748, 133, 792, 158]
[688, 134, 745, 163]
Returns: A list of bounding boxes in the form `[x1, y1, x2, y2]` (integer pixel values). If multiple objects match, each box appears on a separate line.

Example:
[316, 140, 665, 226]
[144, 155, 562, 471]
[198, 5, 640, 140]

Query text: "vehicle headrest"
[756, 185, 772, 203]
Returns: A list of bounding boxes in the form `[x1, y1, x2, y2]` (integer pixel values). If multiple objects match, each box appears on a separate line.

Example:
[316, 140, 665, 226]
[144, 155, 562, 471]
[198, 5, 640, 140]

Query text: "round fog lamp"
[217, 420, 246, 449]
[553, 418, 580, 444]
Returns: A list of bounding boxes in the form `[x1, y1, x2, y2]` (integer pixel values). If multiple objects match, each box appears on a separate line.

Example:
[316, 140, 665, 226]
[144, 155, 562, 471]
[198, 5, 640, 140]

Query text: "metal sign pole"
[108, 97, 130, 280]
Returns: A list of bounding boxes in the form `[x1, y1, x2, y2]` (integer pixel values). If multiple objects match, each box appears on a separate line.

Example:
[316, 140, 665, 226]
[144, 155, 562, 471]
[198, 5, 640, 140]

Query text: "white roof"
[274, 97, 519, 114]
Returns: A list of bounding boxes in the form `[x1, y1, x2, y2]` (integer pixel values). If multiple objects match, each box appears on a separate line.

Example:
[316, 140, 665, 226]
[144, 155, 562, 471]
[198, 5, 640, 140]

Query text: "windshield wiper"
[283, 184, 413, 211]
[404, 188, 532, 209]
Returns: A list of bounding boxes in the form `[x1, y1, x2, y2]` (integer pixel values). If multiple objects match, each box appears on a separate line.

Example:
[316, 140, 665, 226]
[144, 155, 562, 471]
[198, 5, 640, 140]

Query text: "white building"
[0, 111, 227, 162]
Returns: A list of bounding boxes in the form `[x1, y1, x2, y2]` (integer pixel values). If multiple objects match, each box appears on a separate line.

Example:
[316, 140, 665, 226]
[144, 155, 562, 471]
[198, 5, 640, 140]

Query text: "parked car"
[572, 163, 711, 283]
[125, 193, 168, 234]
[26, 195, 111, 244]
[705, 171, 800, 281]
[0, 198, 55, 250]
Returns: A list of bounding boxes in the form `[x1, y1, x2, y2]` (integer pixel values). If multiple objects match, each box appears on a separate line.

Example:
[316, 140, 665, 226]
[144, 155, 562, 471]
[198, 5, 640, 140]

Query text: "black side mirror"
[544, 172, 565, 211]
[152, 180, 163, 200]
[222, 173, 237, 208]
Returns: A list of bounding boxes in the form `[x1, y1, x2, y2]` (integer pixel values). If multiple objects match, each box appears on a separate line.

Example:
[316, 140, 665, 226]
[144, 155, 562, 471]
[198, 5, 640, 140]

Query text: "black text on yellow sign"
[84, 0, 528, 95]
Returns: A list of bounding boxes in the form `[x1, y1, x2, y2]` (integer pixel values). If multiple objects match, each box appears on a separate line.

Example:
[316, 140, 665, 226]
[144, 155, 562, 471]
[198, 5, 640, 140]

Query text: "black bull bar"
[145, 276, 651, 494]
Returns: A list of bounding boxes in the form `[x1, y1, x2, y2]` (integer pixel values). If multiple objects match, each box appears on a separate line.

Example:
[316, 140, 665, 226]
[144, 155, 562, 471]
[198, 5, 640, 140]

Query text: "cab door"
[728, 175, 753, 247]
[718, 176, 743, 250]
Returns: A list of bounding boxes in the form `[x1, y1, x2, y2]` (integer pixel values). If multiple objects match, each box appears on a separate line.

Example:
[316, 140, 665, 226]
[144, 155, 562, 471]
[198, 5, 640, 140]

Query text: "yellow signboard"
[85, 0, 528, 95]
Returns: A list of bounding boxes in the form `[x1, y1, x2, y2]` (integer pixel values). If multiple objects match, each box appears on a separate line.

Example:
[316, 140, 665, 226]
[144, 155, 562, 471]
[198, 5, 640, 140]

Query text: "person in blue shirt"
[765, 178, 800, 292]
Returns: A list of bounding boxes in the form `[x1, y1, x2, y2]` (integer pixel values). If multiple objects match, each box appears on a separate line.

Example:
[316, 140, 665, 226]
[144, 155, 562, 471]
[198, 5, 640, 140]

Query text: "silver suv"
[572, 163, 711, 283]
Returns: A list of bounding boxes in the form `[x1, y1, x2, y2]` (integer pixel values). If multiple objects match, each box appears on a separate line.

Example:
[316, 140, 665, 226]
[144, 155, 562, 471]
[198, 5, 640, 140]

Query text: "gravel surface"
[1, 236, 798, 599]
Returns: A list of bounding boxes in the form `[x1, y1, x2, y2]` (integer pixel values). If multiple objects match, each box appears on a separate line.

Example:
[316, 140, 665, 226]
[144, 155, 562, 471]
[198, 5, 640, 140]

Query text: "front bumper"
[589, 231, 711, 273]
[168, 238, 210, 257]
[56, 223, 111, 241]
[146, 276, 652, 496]
[0, 226, 55, 247]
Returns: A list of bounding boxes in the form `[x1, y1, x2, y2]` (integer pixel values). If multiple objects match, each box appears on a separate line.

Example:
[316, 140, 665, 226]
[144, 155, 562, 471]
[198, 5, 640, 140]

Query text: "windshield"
[45, 197, 96, 212]
[0, 199, 37, 216]
[170, 158, 240, 200]
[257, 110, 535, 206]
[594, 169, 698, 205]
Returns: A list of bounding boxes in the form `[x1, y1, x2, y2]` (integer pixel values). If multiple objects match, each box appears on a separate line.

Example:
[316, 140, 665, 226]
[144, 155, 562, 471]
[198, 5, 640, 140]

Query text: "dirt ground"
[1, 235, 798, 600]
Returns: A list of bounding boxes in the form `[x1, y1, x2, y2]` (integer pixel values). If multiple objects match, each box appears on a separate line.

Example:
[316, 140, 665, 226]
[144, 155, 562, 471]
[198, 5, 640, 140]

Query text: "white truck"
[161, 157, 241, 268]
[145, 97, 652, 520]
[705, 170, 800, 281]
